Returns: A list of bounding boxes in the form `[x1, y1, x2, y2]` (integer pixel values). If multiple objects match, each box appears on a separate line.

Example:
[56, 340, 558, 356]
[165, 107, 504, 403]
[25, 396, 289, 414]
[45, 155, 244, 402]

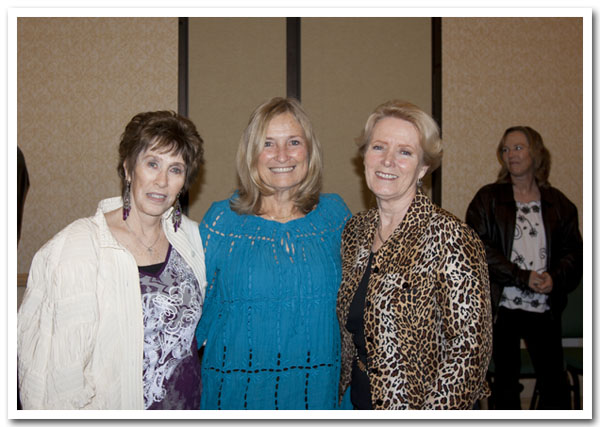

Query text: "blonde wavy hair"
[231, 97, 323, 215]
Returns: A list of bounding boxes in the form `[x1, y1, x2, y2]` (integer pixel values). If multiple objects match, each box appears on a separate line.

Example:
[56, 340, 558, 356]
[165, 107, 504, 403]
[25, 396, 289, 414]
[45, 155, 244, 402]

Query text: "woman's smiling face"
[257, 112, 309, 195]
[127, 144, 186, 219]
[363, 117, 428, 205]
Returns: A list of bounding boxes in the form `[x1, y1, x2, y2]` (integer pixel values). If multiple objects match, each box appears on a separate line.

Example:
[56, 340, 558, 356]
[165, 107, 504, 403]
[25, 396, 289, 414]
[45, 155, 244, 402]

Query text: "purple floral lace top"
[138, 244, 203, 410]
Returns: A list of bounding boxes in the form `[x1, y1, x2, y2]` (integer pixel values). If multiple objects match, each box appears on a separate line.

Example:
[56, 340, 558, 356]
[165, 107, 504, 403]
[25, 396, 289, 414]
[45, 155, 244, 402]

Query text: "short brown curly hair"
[117, 110, 204, 195]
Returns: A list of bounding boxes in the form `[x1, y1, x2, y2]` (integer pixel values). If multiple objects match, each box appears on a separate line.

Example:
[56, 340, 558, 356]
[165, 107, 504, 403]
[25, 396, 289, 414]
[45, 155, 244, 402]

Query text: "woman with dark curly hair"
[18, 111, 206, 409]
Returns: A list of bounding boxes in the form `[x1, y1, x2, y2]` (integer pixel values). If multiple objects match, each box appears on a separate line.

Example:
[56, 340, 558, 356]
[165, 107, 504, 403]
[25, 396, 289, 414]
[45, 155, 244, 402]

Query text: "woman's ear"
[123, 160, 130, 181]
[418, 164, 429, 180]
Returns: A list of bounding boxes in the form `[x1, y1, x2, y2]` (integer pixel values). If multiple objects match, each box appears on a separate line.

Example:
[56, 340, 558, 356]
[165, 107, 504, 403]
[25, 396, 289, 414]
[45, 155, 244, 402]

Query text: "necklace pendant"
[147, 247, 153, 253]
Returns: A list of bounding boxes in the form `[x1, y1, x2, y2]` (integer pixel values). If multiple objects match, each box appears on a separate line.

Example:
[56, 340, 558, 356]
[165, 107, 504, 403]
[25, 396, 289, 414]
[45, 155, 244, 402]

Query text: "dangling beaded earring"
[122, 179, 132, 221]
[417, 178, 423, 189]
[172, 191, 182, 232]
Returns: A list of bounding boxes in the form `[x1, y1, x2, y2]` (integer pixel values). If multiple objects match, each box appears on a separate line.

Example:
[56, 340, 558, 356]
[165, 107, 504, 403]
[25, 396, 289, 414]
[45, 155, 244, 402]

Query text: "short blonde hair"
[357, 100, 442, 173]
[231, 97, 323, 215]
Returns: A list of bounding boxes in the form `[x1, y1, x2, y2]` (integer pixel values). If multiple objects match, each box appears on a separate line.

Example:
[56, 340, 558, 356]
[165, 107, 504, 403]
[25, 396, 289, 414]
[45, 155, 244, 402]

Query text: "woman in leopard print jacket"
[336, 100, 492, 410]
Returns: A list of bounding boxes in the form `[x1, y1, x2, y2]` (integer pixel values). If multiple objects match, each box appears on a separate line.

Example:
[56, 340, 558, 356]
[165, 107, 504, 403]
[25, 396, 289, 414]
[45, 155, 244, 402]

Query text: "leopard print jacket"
[336, 191, 492, 409]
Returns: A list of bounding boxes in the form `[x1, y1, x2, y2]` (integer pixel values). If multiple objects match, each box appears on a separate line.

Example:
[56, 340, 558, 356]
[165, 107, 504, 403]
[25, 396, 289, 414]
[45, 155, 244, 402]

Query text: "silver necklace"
[125, 220, 162, 253]
[268, 212, 295, 221]
[265, 208, 298, 222]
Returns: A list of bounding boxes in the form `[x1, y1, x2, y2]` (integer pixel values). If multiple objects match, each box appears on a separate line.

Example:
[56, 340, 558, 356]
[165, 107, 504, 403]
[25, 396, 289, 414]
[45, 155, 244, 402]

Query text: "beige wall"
[17, 17, 179, 274]
[187, 18, 286, 222]
[17, 16, 584, 275]
[187, 17, 431, 219]
[302, 18, 432, 214]
[442, 18, 583, 231]
[190, 17, 582, 227]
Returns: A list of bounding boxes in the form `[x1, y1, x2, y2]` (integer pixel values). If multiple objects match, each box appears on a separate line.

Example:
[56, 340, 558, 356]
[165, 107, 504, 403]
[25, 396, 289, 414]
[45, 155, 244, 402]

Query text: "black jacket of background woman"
[465, 182, 583, 320]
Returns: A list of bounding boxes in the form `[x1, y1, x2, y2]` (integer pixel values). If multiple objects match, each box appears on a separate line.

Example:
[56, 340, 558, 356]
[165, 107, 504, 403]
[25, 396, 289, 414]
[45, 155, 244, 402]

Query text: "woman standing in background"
[466, 126, 582, 409]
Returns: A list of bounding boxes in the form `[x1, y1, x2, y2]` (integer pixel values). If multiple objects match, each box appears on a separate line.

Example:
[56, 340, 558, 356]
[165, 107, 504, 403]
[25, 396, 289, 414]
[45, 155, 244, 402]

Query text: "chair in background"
[561, 279, 583, 409]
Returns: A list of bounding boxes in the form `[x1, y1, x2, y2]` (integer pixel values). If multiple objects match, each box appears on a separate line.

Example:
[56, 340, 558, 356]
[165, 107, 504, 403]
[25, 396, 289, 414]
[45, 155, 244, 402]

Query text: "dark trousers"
[492, 307, 570, 409]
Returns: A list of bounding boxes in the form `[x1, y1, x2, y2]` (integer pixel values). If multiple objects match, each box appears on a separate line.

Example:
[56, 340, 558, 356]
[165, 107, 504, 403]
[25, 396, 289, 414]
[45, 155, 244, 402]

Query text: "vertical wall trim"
[178, 17, 190, 212]
[178, 17, 189, 116]
[431, 17, 442, 206]
[286, 17, 301, 101]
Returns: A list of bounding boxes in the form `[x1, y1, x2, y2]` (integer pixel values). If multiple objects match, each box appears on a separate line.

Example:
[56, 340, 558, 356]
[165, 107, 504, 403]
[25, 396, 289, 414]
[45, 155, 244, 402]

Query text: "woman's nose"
[276, 145, 289, 162]
[382, 151, 394, 167]
[155, 169, 168, 187]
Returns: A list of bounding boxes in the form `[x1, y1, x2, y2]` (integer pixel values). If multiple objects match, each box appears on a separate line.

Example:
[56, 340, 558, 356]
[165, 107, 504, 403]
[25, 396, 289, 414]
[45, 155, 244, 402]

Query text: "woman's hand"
[528, 271, 553, 294]
[537, 272, 553, 293]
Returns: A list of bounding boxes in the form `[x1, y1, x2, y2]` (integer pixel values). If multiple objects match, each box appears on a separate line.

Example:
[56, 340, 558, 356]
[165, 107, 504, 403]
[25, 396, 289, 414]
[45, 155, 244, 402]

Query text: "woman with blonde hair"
[337, 100, 492, 409]
[196, 97, 352, 409]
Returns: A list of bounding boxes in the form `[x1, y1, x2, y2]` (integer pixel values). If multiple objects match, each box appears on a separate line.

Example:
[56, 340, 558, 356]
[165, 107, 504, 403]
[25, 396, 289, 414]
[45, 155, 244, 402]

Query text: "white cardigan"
[17, 197, 207, 409]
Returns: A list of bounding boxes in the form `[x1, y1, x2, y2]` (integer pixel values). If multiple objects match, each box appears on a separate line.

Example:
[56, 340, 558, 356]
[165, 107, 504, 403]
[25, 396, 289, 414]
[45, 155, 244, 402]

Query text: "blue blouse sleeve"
[320, 193, 352, 230]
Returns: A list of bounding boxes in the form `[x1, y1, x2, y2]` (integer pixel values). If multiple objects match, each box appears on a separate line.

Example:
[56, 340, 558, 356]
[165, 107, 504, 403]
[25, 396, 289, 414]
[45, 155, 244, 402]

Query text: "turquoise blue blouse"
[196, 193, 352, 410]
